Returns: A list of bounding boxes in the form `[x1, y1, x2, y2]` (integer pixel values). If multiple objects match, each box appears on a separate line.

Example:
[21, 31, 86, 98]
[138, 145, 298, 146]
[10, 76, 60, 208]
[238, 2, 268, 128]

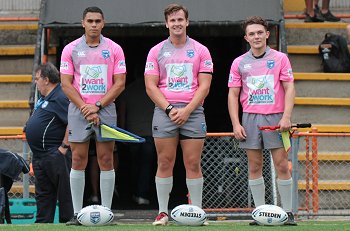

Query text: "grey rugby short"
[68, 102, 117, 142]
[152, 103, 207, 138]
[239, 112, 284, 150]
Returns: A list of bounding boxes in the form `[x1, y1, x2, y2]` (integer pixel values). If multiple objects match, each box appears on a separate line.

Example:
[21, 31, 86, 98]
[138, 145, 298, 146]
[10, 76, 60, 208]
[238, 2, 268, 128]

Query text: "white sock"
[277, 178, 293, 212]
[249, 176, 265, 207]
[100, 170, 115, 209]
[186, 177, 204, 208]
[155, 176, 173, 214]
[70, 169, 85, 214]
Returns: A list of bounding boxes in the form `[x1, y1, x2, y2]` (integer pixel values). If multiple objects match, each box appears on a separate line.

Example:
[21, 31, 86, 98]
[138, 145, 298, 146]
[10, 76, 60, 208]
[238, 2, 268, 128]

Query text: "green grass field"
[1, 221, 350, 231]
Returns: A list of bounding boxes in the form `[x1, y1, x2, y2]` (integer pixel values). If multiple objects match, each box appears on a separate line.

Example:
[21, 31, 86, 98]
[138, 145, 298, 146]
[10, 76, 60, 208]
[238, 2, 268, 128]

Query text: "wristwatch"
[95, 101, 103, 110]
[165, 104, 174, 117]
[60, 143, 70, 149]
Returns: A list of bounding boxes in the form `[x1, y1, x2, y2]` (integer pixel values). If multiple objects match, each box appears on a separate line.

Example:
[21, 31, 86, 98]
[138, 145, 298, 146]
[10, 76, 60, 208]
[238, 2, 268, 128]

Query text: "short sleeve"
[228, 58, 242, 88]
[144, 46, 160, 76]
[279, 54, 294, 82]
[60, 44, 74, 75]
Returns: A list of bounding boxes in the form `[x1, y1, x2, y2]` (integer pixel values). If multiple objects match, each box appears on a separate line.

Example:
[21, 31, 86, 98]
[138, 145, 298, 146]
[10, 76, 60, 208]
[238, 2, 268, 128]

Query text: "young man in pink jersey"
[227, 16, 297, 226]
[60, 6, 126, 225]
[144, 4, 213, 226]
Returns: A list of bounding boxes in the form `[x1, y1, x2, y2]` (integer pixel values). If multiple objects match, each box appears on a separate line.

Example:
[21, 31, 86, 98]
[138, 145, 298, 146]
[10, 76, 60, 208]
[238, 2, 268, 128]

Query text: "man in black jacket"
[25, 63, 73, 223]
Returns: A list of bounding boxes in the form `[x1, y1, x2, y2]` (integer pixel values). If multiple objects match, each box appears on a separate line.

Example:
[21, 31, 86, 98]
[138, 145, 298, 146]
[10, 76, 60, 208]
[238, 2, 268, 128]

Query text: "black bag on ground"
[318, 33, 350, 73]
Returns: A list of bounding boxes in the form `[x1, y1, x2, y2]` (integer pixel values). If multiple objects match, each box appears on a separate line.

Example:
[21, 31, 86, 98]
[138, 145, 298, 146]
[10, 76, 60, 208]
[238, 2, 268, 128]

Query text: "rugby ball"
[77, 205, 114, 226]
[170, 204, 206, 226]
[252, 204, 288, 226]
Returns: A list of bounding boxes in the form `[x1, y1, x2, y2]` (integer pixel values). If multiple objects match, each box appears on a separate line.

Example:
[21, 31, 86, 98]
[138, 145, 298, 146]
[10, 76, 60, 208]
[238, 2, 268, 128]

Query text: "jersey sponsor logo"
[163, 51, 171, 57]
[288, 68, 293, 77]
[60, 61, 69, 70]
[80, 65, 108, 95]
[85, 66, 102, 79]
[77, 51, 86, 57]
[145, 62, 155, 71]
[244, 63, 252, 69]
[247, 75, 275, 105]
[118, 60, 126, 69]
[204, 60, 213, 69]
[171, 65, 186, 76]
[166, 63, 193, 91]
[267, 60, 275, 69]
[186, 49, 195, 58]
[102, 50, 110, 59]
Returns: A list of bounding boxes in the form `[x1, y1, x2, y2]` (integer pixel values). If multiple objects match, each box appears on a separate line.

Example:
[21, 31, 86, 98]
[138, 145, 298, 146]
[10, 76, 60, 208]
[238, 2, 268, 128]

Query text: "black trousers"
[33, 150, 73, 223]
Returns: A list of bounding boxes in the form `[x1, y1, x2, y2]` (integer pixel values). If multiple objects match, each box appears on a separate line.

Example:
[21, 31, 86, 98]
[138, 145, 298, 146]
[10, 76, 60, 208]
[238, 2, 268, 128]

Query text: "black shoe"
[284, 212, 298, 226]
[304, 13, 324, 22]
[322, 10, 341, 22]
[314, 5, 326, 21]
[66, 215, 81, 226]
[249, 220, 259, 226]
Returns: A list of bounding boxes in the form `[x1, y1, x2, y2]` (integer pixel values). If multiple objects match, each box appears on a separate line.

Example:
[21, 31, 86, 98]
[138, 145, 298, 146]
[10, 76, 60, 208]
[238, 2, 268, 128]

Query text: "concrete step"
[296, 132, 350, 154]
[294, 72, 350, 98]
[289, 54, 322, 72]
[298, 180, 350, 190]
[0, 100, 29, 108]
[295, 81, 350, 98]
[0, 23, 38, 30]
[298, 190, 350, 210]
[0, 55, 56, 74]
[0, 45, 56, 56]
[288, 45, 320, 54]
[294, 105, 350, 124]
[295, 97, 350, 106]
[0, 127, 24, 135]
[292, 97, 350, 125]
[288, 44, 350, 54]
[285, 22, 348, 45]
[298, 151, 350, 161]
[0, 23, 38, 45]
[0, 56, 35, 73]
[0, 109, 29, 126]
[0, 74, 32, 100]
[298, 153, 350, 181]
[0, 74, 32, 82]
[294, 72, 350, 81]
[0, 83, 32, 100]
[0, 100, 30, 126]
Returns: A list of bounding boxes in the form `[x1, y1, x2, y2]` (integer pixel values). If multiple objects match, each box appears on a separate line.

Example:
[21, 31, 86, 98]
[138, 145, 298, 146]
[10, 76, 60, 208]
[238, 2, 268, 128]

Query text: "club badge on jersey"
[102, 50, 110, 59]
[186, 49, 195, 58]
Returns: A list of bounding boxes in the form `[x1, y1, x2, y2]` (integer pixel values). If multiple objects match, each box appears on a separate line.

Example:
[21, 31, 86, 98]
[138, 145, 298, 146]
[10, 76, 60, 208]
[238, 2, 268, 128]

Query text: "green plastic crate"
[9, 199, 59, 224]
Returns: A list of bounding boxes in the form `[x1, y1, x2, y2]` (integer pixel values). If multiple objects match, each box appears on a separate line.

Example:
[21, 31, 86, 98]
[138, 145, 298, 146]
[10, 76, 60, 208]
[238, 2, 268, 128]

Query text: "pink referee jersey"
[228, 47, 293, 114]
[144, 36, 213, 104]
[60, 35, 126, 104]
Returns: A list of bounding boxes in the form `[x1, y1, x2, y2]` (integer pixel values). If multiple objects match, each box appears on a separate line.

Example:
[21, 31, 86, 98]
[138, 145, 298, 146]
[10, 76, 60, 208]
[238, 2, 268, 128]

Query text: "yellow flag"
[100, 124, 140, 142]
[281, 131, 291, 152]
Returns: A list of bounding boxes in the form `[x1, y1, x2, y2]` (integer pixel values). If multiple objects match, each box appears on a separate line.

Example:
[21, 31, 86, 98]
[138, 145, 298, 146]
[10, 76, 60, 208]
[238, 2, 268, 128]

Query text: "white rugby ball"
[77, 205, 114, 226]
[170, 204, 206, 226]
[252, 204, 288, 226]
